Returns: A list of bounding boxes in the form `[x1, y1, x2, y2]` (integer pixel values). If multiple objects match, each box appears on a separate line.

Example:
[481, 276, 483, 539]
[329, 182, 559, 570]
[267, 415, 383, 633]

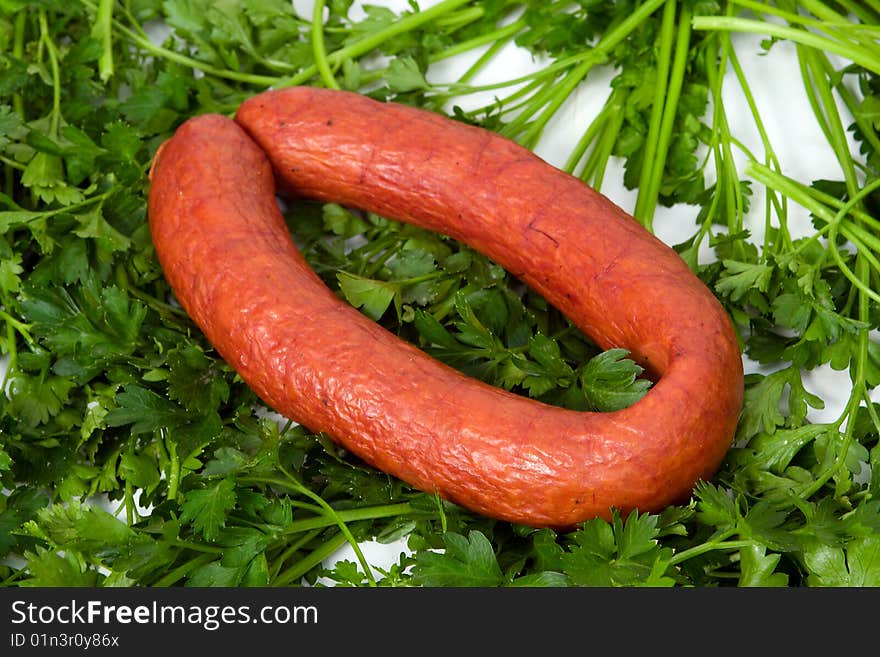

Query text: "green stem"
[754, 169, 880, 305]
[431, 18, 526, 63]
[4, 11, 26, 200]
[38, 11, 62, 138]
[12, 11, 25, 120]
[116, 0, 152, 40]
[564, 102, 610, 175]
[784, 174, 880, 234]
[541, 0, 670, 146]
[562, 88, 623, 181]
[1, 322, 17, 394]
[723, 29, 789, 253]
[362, 243, 405, 278]
[841, 221, 880, 265]
[272, 531, 350, 586]
[745, 184, 880, 301]
[1, 190, 112, 228]
[312, 0, 340, 89]
[1, 156, 26, 172]
[726, 36, 781, 173]
[434, 5, 485, 31]
[165, 432, 181, 501]
[863, 386, 880, 437]
[2, 9, 26, 198]
[803, 50, 861, 201]
[633, 0, 677, 227]
[818, 54, 880, 160]
[735, 0, 880, 58]
[124, 482, 135, 526]
[169, 540, 226, 555]
[453, 31, 515, 85]
[487, 0, 668, 142]
[798, 256, 870, 499]
[0, 308, 33, 344]
[706, 40, 755, 260]
[90, 0, 114, 81]
[280, 0, 474, 87]
[521, 60, 594, 149]
[835, 232, 880, 296]
[668, 536, 753, 566]
[815, 0, 880, 25]
[256, 462, 379, 586]
[845, 0, 880, 22]
[93, 5, 280, 86]
[747, 165, 880, 246]
[1, 566, 28, 587]
[424, 24, 524, 112]
[638, 2, 692, 230]
[749, 165, 880, 242]
[153, 553, 215, 587]
[823, 181, 880, 306]
[592, 0, 669, 59]
[579, 90, 626, 189]
[463, 77, 547, 122]
[691, 16, 880, 75]
[268, 529, 322, 582]
[498, 75, 565, 139]
[745, 162, 835, 224]
[276, 502, 416, 535]
[445, 51, 590, 97]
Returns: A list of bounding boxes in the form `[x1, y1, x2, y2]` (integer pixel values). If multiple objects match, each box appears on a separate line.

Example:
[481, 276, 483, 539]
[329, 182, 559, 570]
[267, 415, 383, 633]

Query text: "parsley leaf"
[411, 530, 504, 586]
[580, 348, 652, 411]
[803, 536, 880, 587]
[558, 510, 675, 587]
[179, 477, 238, 542]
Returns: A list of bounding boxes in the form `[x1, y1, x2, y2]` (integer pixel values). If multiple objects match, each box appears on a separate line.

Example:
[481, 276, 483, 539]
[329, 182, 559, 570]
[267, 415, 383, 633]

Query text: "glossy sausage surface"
[148, 87, 743, 527]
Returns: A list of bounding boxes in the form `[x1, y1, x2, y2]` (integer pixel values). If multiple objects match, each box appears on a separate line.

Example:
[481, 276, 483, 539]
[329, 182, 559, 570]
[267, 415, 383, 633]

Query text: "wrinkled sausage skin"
[148, 87, 743, 528]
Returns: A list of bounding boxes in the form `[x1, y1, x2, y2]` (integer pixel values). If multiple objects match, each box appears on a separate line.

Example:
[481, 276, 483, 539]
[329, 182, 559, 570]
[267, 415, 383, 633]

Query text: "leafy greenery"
[1, 0, 879, 588]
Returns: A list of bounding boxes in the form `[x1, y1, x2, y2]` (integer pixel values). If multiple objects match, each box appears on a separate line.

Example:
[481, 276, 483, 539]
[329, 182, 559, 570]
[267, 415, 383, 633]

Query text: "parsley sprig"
[1, 0, 879, 587]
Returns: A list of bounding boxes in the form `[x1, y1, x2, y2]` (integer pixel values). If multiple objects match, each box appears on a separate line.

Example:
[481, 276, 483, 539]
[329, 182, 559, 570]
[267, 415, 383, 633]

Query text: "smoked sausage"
[147, 87, 743, 528]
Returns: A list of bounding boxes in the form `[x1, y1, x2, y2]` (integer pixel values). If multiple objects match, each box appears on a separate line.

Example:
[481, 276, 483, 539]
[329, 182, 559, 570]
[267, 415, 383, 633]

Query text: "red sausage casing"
[148, 87, 743, 528]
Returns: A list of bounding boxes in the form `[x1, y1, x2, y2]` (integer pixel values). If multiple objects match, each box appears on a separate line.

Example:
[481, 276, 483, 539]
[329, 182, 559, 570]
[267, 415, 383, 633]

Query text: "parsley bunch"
[1, 0, 879, 587]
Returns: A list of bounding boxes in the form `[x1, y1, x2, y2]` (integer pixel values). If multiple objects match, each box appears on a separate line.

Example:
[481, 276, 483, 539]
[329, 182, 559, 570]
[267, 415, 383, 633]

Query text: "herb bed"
[1, 0, 878, 587]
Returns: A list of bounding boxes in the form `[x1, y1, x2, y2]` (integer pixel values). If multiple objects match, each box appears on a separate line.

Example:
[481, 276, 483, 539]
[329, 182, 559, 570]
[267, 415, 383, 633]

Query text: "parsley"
[412, 530, 505, 586]
[179, 477, 238, 542]
[1, 0, 879, 588]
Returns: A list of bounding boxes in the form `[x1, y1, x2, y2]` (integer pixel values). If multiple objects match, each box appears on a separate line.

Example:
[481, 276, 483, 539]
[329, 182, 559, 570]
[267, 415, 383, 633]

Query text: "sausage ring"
[147, 87, 743, 528]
